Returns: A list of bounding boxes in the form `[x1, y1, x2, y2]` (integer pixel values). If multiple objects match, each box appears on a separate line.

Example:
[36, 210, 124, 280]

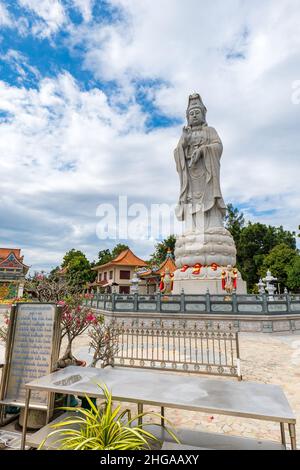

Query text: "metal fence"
[108, 320, 241, 380]
[84, 293, 300, 315]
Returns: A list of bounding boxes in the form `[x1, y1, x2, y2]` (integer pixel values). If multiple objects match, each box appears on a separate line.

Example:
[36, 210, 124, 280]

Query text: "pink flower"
[86, 313, 96, 323]
[58, 300, 66, 306]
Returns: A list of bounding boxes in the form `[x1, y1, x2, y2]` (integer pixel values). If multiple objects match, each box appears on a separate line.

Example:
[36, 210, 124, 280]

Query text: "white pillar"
[17, 282, 24, 298]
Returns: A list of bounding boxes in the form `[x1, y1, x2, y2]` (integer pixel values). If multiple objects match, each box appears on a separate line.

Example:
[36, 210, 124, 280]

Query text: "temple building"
[90, 248, 148, 294]
[139, 249, 177, 294]
[0, 248, 29, 299]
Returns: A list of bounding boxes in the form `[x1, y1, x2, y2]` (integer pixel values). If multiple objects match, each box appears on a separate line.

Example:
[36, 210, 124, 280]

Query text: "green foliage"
[97, 249, 113, 266]
[97, 244, 129, 266]
[234, 220, 296, 290]
[62, 249, 95, 287]
[287, 256, 300, 292]
[225, 204, 245, 248]
[259, 243, 297, 290]
[150, 235, 176, 267]
[111, 244, 129, 259]
[49, 266, 60, 280]
[39, 384, 178, 450]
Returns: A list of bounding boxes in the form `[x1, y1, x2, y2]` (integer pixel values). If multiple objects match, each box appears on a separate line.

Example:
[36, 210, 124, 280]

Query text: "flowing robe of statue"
[174, 125, 226, 231]
[172, 93, 247, 295]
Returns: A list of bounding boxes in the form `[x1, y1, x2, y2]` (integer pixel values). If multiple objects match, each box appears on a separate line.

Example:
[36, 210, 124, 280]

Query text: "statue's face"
[188, 107, 204, 126]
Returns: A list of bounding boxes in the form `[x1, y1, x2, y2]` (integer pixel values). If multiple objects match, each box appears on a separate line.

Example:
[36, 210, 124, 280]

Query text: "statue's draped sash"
[174, 126, 226, 222]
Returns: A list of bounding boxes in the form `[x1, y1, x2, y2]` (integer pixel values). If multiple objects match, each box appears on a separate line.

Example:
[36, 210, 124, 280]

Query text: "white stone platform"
[172, 266, 247, 295]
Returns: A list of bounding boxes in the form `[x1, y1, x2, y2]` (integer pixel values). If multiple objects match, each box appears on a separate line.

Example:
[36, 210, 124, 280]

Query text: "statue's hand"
[183, 125, 192, 134]
[182, 126, 192, 147]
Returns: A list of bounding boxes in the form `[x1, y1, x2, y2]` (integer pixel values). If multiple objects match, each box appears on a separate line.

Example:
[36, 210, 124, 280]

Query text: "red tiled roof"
[93, 249, 147, 271]
[0, 248, 21, 260]
[0, 248, 29, 272]
[139, 256, 176, 278]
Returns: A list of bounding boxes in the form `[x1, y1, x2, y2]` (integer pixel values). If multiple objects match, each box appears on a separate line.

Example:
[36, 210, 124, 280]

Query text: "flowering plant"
[56, 293, 99, 368]
[88, 318, 119, 368]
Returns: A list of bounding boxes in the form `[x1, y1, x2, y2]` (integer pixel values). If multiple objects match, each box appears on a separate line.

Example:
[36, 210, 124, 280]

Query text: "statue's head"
[186, 93, 207, 127]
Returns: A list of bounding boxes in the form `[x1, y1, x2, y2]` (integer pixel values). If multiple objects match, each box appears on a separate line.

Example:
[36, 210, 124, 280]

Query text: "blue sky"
[0, 0, 299, 272]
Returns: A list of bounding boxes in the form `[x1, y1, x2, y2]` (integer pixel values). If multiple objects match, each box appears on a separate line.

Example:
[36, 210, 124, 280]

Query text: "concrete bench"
[26, 411, 285, 451]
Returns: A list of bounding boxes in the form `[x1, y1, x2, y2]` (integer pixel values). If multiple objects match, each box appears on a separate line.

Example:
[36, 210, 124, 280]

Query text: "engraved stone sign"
[0, 303, 61, 410]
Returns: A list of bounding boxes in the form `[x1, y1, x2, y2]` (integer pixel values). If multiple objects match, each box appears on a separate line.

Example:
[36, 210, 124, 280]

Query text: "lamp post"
[263, 270, 278, 301]
[130, 270, 141, 295]
[257, 278, 266, 295]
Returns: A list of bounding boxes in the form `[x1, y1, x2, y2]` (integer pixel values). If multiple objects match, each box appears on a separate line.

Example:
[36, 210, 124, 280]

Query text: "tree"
[62, 249, 95, 288]
[225, 204, 245, 248]
[150, 235, 176, 267]
[258, 243, 298, 291]
[111, 244, 129, 259]
[49, 266, 60, 280]
[287, 256, 300, 292]
[97, 249, 113, 266]
[237, 222, 296, 290]
[96, 244, 129, 267]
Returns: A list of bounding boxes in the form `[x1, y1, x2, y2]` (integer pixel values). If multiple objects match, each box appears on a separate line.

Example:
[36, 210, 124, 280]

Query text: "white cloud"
[0, 73, 180, 270]
[0, 2, 13, 26]
[18, 0, 67, 37]
[1, 0, 300, 271]
[71, 0, 94, 22]
[0, 50, 41, 83]
[66, 0, 300, 233]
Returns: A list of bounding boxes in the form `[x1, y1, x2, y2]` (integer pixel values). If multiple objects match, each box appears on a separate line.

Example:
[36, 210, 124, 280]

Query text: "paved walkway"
[72, 331, 300, 446]
[1, 328, 299, 448]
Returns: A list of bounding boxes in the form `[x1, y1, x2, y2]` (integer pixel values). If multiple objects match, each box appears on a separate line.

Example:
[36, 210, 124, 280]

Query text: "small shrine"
[138, 249, 177, 294]
[0, 248, 29, 299]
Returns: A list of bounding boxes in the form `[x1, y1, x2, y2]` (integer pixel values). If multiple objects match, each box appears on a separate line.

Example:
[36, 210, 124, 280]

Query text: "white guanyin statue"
[172, 93, 247, 295]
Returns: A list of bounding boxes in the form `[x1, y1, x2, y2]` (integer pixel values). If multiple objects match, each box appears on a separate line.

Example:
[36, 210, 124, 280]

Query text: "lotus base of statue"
[174, 227, 237, 268]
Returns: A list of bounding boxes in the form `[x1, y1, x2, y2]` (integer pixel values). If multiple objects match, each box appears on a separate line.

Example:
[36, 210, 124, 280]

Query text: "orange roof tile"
[0, 248, 29, 273]
[139, 256, 176, 278]
[0, 248, 21, 260]
[156, 256, 176, 275]
[93, 249, 147, 271]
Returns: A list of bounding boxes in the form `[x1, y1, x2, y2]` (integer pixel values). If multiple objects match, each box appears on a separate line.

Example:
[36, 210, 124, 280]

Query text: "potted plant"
[39, 384, 178, 450]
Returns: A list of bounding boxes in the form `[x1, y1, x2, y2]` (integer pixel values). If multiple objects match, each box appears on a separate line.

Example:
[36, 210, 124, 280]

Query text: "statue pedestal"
[175, 227, 237, 268]
[172, 266, 247, 295]
[173, 227, 247, 295]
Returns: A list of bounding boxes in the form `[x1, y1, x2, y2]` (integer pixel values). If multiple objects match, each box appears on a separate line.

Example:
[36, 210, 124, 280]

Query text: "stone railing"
[84, 293, 300, 316]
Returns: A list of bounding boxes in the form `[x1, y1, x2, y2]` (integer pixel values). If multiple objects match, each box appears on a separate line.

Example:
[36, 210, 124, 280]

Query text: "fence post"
[205, 291, 211, 313]
[180, 290, 185, 313]
[112, 293, 116, 311]
[134, 292, 138, 311]
[262, 293, 268, 314]
[286, 293, 291, 313]
[157, 292, 161, 312]
[232, 292, 238, 313]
